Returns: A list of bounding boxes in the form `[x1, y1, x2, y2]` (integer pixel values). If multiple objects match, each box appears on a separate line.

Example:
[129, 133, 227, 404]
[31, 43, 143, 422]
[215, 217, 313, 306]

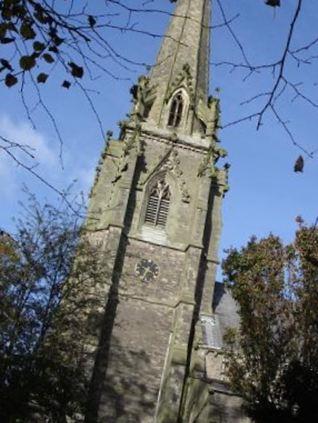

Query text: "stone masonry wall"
[97, 239, 185, 422]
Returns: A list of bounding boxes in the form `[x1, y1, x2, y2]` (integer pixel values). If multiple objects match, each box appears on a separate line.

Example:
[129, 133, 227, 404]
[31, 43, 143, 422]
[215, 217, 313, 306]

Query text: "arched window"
[144, 179, 171, 228]
[168, 92, 184, 128]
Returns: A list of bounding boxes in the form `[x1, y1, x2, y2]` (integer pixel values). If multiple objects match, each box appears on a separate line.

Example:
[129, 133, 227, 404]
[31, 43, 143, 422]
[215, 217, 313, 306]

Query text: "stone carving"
[162, 150, 190, 203]
[165, 64, 195, 106]
[123, 123, 144, 157]
[89, 140, 109, 198]
[140, 148, 190, 203]
[200, 315, 216, 325]
[130, 75, 157, 123]
[196, 96, 220, 138]
[215, 163, 230, 196]
[111, 124, 144, 184]
[197, 141, 227, 178]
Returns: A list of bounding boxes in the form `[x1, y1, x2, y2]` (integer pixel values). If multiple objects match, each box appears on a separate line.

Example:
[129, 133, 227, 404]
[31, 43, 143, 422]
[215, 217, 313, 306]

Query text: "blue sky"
[1, 0, 317, 275]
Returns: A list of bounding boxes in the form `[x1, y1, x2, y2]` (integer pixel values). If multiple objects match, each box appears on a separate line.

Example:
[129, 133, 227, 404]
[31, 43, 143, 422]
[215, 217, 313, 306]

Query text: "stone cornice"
[117, 292, 196, 309]
[126, 231, 204, 252]
[124, 122, 211, 154]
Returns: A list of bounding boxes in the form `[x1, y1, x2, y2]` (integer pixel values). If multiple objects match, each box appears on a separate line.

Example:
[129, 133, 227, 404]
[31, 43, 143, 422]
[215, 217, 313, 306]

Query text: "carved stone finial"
[110, 126, 144, 185]
[106, 130, 113, 142]
[130, 75, 157, 123]
[211, 164, 230, 196]
[196, 96, 220, 139]
[197, 142, 228, 178]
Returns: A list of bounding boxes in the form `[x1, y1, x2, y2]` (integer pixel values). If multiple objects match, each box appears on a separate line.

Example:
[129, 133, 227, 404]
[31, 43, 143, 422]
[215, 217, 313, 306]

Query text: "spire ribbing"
[147, 0, 211, 130]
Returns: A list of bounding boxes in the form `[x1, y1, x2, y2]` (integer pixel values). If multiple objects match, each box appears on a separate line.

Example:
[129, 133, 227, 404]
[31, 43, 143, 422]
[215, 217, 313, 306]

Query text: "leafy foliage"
[222, 225, 318, 422]
[0, 0, 87, 89]
[0, 193, 107, 422]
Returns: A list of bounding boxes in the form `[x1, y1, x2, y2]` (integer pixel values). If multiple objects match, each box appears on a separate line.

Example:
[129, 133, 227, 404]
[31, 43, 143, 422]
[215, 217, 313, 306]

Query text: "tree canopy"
[0, 192, 107, 422]
[222, 221, 318, 422]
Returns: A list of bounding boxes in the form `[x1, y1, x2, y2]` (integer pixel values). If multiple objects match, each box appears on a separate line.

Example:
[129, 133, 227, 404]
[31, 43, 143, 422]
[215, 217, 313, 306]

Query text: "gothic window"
[144, 179, 171, 228]
[168, 92, 184, 128]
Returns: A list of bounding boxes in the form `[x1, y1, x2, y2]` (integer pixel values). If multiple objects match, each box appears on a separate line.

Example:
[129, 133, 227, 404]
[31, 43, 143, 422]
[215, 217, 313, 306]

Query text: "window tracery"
[144, 179, 171, 228]
[168, 92, 184, 128]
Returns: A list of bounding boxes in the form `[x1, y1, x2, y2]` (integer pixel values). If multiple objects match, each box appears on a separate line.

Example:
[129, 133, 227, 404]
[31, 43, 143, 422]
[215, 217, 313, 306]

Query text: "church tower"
[85, 0, 229, 421]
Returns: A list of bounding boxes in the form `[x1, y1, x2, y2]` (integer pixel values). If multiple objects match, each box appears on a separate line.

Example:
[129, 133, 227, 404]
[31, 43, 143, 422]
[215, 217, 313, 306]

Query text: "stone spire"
[146, 0, 211, 132]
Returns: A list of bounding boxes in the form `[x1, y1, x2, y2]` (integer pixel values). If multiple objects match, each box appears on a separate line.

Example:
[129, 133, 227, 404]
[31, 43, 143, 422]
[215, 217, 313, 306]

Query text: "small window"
[168, 92, 183, 128]
[200, 315, 222, 349]
[145, 179, 171, 228]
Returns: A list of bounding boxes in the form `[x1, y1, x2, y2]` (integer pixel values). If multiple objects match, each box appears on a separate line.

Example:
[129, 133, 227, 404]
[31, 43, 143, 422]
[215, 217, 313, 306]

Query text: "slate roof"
[212, 282, 240, 347]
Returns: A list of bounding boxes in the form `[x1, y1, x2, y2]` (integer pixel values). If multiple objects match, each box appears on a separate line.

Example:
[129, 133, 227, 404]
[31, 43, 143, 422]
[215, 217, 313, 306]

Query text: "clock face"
[135, 259, 159, 283]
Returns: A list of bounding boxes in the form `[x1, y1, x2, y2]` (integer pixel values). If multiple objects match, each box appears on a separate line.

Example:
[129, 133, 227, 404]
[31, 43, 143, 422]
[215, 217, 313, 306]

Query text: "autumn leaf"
[19, 55, 36, 71]
[20, 22, 36, 40]
[51, 34, 64, 46]
[294, 155, 304, 173]
[5, 73, 18, 87]
[62, 80, 71, 89]
[88, 15, 97, 27]
[0, 59, 13, 71]
[43, 53, 54, 64]
[0, 23, 7, 39]
[37, 73, 48, 83]
[265, 0, 280, 6]
[49, 45, 59, 53]
[33, 41, 45, 51]
[0, 37, 15, 44]
[68, 62, 84, 78]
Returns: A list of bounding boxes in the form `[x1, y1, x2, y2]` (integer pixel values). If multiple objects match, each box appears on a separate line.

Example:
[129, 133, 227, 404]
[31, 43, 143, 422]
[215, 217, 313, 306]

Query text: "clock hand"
[142, 268, 151, 282]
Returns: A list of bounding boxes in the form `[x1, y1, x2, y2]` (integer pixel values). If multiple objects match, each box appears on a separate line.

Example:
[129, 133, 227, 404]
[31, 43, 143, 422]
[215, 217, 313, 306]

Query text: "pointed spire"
[146, 0, 211, 134]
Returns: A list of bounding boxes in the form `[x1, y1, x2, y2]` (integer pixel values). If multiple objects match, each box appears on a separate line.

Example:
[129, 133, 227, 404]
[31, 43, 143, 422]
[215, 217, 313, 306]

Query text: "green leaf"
[37, 73, 48, 84]
[20, 22, 36, 40]
[33, 41, 45, 52]
[68, 62, 84, 78]
[19, 55, 36, 71]
[43, 53, 54, 64]
[5, 73, 18, 87]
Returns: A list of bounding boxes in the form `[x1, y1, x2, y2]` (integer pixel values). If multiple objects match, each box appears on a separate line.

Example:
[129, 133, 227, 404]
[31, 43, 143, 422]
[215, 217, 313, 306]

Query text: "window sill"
[140, 225, 168, 245]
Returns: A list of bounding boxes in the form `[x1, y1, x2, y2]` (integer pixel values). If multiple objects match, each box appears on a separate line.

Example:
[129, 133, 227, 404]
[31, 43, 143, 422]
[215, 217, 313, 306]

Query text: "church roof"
[212, 282, 240, 347]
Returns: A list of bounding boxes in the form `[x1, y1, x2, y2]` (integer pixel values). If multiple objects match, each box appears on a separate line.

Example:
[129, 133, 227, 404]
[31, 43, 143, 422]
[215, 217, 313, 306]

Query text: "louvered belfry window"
[168, 92, 183, 128]
[145, 179, 171, 228]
